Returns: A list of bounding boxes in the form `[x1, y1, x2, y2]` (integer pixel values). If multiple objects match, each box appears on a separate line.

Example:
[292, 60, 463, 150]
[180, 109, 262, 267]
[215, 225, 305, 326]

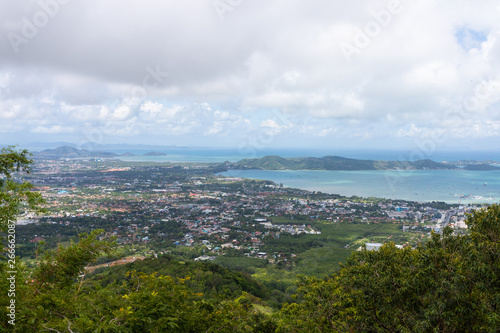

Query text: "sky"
[1, 0, 500, 156]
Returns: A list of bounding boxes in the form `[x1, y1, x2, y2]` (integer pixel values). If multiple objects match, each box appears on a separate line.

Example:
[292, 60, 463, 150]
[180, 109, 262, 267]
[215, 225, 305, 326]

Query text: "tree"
[277, 205, 500, 332]
[0, 148, 277, 332]
[0, 146, 45, 243]
[33, 229, 115, 288]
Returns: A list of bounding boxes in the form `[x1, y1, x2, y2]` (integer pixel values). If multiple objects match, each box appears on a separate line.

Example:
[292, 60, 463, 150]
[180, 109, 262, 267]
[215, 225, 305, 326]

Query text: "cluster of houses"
[19, 159, 482, 263]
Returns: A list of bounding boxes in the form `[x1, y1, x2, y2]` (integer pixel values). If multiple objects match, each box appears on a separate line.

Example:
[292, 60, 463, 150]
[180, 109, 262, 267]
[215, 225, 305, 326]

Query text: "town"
[16, 158, 481, 274]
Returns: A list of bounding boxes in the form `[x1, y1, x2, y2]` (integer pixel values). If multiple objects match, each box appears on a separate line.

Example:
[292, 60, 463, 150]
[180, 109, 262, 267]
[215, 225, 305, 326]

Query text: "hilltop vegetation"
[94, 255, 272, 302]
[278, 205, 500, 332]
[234, 155, 456, 171]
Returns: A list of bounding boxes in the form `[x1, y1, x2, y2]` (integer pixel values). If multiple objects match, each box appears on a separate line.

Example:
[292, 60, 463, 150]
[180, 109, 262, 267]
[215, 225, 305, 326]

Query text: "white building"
[365, 242, 383, 251]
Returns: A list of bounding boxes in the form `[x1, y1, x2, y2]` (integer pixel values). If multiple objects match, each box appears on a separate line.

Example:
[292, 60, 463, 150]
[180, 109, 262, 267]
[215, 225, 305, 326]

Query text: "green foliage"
[33, 230, 114, 288]
[94, 255, 269, 301]
[278, 204, 500, 332]
[115, 272, 274, 332]
[235, 155, 455, 171]
[4, 251, 274, 332]
[261, 220, 407, 277]
[5, 205, 500, 332]
[292, 246, 353, 277]
[214, 256, 268, 274]
[3, 148, 500, 332]
[0, 230, 115, 331]
[0, 146, 45, 240]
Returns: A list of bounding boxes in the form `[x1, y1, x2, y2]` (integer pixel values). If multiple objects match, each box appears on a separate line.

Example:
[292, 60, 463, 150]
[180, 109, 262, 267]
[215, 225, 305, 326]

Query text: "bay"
[218, 169, 500, 204]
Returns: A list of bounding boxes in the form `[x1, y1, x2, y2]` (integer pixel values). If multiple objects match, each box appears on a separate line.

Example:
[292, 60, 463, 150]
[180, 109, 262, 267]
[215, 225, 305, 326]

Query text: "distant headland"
[33, 146, 167, 159]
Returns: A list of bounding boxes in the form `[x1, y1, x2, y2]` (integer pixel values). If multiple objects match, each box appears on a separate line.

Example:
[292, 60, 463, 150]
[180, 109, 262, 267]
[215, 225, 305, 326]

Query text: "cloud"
[0, 0, 499, 148]
[33, 125, 74, 134]
[260, 119, 281, 128]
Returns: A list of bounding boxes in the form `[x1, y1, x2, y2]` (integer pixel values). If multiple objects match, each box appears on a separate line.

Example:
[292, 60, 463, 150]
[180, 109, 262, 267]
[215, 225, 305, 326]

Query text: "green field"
[197, 220, 424, 289]
[260, 220, 417, 278]
[214, 256, 268, 274]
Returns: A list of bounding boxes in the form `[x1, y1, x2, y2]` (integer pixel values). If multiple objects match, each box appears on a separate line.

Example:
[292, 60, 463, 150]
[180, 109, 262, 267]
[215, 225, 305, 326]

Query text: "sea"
[100, 147, 500, 163]
[218, 169, 500, 204]
[106, 147, 500, 204]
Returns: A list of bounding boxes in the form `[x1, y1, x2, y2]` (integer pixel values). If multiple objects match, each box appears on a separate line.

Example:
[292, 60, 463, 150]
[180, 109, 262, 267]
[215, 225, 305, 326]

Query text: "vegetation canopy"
[277, 205, 500, 332]
[0, 146, 45, 239]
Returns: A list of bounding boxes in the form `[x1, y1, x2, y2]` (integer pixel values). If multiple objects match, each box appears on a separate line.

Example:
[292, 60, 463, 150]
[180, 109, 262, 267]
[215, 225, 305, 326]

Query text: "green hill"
[92, 255, 270, 301]
[35, 146, 117, 159]
[234, 155, 456, 171]
[463, 163, 500, 170]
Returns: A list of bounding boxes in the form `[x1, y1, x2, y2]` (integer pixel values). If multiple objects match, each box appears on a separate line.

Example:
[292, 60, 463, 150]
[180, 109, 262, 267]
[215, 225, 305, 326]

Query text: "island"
[463, 163, 500, 171]
[34, 146, 117, 159]
[143, 151, 167, 156]
[232, 155, 457, 171]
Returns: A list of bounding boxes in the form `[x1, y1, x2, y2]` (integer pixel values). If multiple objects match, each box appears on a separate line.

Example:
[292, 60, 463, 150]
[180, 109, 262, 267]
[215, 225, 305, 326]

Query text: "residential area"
[15, 158, 481, 268]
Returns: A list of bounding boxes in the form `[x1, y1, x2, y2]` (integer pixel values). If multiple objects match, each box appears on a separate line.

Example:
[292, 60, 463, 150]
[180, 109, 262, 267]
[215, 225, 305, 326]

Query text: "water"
[218, 169, 500, 204]
[91, 147, 500, 203]
[105, 147, 500, 163]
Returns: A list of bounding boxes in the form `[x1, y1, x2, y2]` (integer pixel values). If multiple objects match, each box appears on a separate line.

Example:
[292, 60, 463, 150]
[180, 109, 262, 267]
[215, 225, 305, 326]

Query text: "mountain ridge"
[35, 146, 117, 159]
[233, 155, 457, 171]
[34, 146, 170, 159]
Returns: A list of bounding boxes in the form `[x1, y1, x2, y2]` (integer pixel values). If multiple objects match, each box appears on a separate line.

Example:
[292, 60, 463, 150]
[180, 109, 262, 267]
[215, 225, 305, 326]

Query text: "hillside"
[35, 146, 117, 159]
[93, 255, 270, 300]
[234, 155, 456, 171]
[143, 151, 167, 156]
[463, 163, 500, 170]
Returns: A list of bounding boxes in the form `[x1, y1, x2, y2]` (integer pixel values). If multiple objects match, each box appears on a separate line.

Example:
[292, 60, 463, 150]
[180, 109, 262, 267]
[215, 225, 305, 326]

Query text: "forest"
[1, 147, 499, 332]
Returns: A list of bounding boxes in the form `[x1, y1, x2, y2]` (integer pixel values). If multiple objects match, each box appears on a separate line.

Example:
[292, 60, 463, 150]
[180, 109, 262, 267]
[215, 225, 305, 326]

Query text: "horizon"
[13, 141, 500, 163]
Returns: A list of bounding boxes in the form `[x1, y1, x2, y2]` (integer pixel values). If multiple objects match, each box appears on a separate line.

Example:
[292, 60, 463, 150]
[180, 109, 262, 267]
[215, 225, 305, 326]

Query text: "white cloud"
[32, 125, 73, 134]
[0, 0, 499, 148]
[260, 119, 280, 128]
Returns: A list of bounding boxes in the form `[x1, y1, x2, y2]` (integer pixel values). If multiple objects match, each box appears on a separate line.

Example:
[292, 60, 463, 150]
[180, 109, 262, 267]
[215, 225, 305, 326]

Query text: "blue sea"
[218, 169, 500, 204]
[106, 147, 500, 204]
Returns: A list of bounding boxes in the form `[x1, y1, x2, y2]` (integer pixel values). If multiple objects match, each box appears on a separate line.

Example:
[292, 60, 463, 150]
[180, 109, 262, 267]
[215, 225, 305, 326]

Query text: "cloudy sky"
[1, 0, 500, 154]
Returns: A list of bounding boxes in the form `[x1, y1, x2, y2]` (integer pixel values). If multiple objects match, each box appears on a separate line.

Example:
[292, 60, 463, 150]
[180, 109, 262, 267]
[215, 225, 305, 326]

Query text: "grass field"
[262, 219, 418, 278]
[202, 219, 427, 286]
[214, 256, 268, 274]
